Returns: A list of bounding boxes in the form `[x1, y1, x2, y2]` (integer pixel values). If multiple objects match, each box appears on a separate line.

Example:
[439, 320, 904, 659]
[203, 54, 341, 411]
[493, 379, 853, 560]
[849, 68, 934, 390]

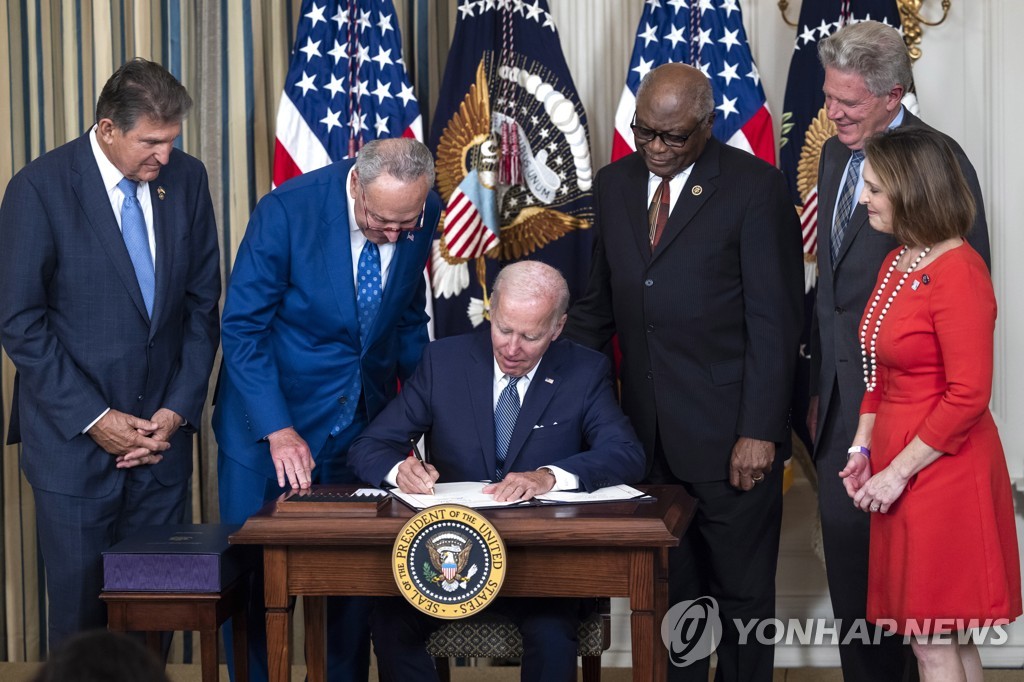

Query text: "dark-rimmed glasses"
[360, 188, 425, 233]
[630, 113, 704, 149]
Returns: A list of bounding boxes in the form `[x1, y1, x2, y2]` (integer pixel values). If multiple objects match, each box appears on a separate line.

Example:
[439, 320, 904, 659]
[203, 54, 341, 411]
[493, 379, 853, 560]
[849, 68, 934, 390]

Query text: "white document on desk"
[390, 481, 531, 510]
[535, 484, 649, 504]
[390, 482, 651, 510]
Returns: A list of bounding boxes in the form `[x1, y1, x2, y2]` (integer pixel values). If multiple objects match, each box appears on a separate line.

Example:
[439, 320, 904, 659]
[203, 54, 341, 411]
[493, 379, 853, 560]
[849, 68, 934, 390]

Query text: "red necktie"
[649, 177, 671, 251]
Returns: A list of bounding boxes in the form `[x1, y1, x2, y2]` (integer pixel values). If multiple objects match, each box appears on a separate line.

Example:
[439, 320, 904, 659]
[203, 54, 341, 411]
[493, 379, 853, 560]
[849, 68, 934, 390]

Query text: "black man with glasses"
[213, 137, 440, 682]
[565, 63, 803, 682]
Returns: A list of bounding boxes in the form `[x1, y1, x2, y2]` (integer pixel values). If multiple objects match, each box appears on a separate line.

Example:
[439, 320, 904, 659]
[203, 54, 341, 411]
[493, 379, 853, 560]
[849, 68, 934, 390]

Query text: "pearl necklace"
[860, 245, 931, 392]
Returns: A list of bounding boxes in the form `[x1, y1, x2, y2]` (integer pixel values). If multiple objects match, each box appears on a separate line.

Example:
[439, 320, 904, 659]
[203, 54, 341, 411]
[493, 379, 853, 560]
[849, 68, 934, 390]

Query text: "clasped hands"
[396, 455, 555, 502]
[840, 451, 909, 514]
[89, 407, 183, 469]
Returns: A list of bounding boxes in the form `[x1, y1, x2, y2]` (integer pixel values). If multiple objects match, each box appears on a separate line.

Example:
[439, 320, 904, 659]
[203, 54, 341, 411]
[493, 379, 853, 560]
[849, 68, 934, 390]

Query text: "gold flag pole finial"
[898, 0, 952, 61]
[777, 0, 797, 28]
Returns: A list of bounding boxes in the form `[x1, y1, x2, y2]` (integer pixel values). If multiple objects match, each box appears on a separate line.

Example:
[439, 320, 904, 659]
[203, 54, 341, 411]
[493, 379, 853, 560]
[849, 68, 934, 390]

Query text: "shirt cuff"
[384, 461, 402, 488]
[542, 465, 578, 492]
[83, 408, 110, 435]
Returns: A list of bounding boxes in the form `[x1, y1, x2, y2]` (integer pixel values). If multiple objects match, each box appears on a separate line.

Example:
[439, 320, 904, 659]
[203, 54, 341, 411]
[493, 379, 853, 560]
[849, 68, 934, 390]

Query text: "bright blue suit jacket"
[0, 133, 221, 497]
[213, 159, 440, 477]
[349, 330, 646, 491]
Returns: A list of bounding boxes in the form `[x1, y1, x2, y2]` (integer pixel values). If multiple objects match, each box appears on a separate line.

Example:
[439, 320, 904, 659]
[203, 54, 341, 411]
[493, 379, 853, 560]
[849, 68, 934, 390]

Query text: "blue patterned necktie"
[830, 150, 864, 266]
[356, 240, 382, 344]
[117, 177, 155, 316]
[494, 375, 522, 480]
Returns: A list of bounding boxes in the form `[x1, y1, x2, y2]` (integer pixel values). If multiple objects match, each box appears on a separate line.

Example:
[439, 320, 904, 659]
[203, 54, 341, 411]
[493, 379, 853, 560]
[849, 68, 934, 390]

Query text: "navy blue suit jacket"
[349, 331, 646, 491]
[565, 139, 803, 482]
[0, 132, 221, 497]
[213, 159, 440, 477]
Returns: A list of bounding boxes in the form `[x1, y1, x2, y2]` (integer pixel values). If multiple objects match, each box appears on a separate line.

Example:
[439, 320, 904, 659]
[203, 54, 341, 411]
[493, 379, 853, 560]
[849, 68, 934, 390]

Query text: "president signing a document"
[348, 260, 645, 682]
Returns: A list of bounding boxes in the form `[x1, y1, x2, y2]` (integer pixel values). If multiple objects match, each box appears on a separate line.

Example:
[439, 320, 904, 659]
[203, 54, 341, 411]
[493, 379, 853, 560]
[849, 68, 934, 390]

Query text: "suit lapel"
[502, 346, 560, 473]
[316, 164, 359, 347]
[623, 157, 655, 262]
[70, 135, 150, 322]
[149, 177, 174, 334]
[651, 139, 720, 260]
[468, 333, 499, 478]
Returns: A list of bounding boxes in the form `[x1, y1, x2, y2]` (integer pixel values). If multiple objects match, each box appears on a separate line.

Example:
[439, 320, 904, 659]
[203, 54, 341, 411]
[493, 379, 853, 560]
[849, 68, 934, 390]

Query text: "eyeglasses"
[630, 113, 705, 149]
[360, 188, 425, 233]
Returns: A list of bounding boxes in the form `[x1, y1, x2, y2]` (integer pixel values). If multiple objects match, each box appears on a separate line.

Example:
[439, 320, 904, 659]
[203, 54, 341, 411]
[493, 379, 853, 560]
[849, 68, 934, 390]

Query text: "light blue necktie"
[117, 178, 155, 317]
[830, 150, 864, 267]
[494, 376, 522, 480]
[356, 240, 382, 344]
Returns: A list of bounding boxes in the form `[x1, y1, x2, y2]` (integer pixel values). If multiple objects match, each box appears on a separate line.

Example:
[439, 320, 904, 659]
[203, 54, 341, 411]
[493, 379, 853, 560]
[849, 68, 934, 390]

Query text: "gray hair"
[354, 138, 436, 189]
[95, 58, 193, 131]
[491, 261, 570, 326]
[818, 21, 913, 97]
[636, 64, 715, 123]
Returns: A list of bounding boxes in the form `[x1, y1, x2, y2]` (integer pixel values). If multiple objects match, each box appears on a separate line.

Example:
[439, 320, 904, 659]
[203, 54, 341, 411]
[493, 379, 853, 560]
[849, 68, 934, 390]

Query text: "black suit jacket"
[348, 331, 646, 491]
[810, 110, 990, 445]
[565, 139, 804, 482]
[0, 132, 221, 497]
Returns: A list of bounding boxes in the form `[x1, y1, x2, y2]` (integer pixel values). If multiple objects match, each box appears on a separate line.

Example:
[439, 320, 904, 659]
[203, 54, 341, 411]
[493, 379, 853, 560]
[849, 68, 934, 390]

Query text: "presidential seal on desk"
[392, 505, 507, 619]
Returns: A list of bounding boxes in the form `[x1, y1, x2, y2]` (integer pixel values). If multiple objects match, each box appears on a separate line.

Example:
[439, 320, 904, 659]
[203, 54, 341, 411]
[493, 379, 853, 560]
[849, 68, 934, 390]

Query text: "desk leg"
[653, 548, 669, 681]
[200, 628, 218, 682]
[629, 549, 656, 681]
[304, 596, 326, 682]
[264, 547, 291, 682]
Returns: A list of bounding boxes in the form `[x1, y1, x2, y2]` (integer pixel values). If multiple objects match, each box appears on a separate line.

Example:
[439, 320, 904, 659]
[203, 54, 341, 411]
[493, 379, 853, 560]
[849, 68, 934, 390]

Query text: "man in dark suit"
[809, 21, 991, 682]
[349, 260, 646, 682]
[0, 59, 221, 649]
[213, 137, 440, 682]
[564, 63, 803, 681]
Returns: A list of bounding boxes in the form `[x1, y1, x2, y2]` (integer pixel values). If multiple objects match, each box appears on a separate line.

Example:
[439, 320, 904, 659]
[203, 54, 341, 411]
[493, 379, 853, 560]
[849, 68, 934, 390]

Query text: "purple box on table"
[102, 524, 254, 593]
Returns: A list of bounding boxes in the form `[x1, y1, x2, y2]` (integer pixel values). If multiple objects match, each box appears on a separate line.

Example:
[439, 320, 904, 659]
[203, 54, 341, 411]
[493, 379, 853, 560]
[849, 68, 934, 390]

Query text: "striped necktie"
[494, 376, 522, 480]
[830, 150, 864, 266]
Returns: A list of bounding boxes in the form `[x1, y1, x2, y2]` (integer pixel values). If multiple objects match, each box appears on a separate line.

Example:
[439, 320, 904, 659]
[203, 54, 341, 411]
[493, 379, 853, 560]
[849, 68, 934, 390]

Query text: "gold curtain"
[0, 0, 303, 662]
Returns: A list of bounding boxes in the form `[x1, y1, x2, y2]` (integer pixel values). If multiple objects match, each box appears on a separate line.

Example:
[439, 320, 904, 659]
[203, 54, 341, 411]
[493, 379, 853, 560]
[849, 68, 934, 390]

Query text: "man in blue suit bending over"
[0, 59, 221, 650]
[349, 261, 646, 682]
[213, 137, 440, 681]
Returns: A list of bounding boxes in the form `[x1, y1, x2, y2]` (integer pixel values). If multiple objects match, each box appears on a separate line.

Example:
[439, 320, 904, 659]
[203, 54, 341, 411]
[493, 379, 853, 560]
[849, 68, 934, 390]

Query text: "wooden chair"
[426, 598, 611, 682]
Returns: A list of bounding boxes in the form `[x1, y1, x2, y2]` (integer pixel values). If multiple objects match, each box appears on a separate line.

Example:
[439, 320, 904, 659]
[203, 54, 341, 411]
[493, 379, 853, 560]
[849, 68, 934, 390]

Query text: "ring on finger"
[751, 473, 765, 483]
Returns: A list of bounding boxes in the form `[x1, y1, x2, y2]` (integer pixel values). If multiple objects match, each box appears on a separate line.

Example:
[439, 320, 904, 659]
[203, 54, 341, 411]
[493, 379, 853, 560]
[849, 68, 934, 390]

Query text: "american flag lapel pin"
[912, 279, 921, 291]
[544, 377, 554, 384]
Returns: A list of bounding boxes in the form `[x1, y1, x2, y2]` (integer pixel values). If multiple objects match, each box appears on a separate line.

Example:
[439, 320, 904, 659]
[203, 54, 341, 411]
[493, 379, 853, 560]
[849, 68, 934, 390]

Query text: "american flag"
[612, 0, 774, 164]
[272, 0, 423, 186]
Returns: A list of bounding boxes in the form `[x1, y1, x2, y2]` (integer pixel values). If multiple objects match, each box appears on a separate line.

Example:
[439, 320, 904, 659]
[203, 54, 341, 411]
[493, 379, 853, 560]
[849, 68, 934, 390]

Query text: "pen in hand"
[410, 437, 434, 495]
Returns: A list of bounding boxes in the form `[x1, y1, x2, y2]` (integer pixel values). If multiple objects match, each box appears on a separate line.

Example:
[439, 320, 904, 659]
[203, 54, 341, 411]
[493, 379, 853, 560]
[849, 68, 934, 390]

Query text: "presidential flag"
[778, 1, 905, 292]
[273, 0, 423, 186]
[429, 0, 594, 337]
[612, 0, 774, 164]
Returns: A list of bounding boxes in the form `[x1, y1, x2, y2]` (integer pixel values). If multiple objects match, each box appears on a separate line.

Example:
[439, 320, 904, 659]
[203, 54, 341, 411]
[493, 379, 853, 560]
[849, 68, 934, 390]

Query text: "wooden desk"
[231, 485, 694, 682]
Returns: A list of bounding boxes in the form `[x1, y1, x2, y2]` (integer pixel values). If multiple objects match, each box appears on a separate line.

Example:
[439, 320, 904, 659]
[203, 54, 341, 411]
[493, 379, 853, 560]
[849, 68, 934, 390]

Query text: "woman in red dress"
[840, 127, 1021, 680]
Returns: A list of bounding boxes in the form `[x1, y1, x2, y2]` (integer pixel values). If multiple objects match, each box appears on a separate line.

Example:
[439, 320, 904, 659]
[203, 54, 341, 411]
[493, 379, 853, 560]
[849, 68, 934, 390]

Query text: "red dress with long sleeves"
[860, 243, 1021, 634]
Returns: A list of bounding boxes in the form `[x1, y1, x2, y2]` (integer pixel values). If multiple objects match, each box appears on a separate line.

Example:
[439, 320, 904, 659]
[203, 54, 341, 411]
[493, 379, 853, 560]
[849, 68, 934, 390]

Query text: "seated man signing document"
[348, 260, 645, 682]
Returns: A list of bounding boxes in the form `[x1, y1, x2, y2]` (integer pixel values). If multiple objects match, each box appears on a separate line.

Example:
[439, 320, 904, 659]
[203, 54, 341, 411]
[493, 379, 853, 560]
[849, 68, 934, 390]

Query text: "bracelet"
[847, 445, 870, 459]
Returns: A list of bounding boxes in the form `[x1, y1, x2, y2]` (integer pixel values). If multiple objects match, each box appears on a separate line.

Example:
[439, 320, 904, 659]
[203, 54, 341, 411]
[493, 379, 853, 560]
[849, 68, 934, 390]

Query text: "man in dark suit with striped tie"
[0, 59, 221, 649]
[349, 260, 646, 682]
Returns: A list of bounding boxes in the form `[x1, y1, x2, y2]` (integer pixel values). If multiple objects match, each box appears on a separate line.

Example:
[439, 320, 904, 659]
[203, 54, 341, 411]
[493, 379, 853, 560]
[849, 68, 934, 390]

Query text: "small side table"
[102, 576, 249, 682]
